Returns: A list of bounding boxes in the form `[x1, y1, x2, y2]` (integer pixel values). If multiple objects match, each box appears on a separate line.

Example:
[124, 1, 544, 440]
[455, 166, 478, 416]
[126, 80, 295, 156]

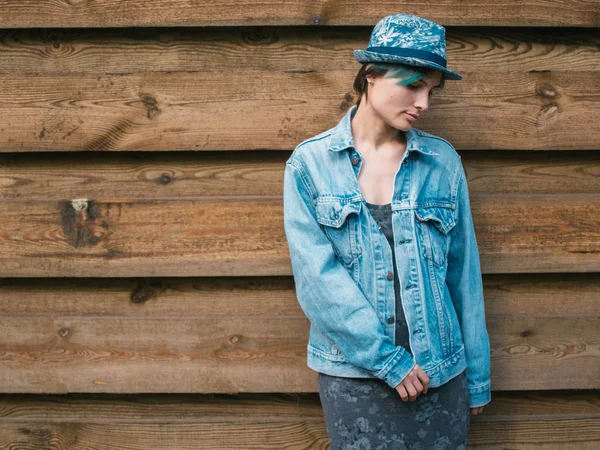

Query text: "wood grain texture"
[0, 391, 599, 449]
[0, 28, 598, 75]
[0, 195, 598, 277]
[0, 1, 598, 27]
[1, 273, 597, 318]
[0, 275, 598, 393]
[1, 150, 598, 199]
[0, 28, 598, 152]
[0, 315, 597, 392]
[0, 70, 598, 151]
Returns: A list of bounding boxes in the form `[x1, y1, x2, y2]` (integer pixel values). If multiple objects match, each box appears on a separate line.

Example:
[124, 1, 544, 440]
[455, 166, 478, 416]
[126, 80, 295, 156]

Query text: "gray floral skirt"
[318, 369, 470, 449]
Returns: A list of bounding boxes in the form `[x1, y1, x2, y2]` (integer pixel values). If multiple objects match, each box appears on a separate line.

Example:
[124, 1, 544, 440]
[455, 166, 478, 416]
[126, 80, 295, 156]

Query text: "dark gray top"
[365, 201, 411, 354]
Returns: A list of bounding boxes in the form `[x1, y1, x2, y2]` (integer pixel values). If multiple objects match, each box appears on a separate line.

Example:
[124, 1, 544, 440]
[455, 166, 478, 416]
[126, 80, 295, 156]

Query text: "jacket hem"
[307, 344, 468, 389]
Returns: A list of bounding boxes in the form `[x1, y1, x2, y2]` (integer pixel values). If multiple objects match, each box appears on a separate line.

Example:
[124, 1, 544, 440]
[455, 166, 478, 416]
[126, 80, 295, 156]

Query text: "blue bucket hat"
[354, 14, 463, 81]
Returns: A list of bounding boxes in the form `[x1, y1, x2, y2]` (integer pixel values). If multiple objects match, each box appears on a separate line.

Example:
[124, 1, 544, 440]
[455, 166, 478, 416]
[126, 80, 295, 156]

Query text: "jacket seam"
[296, 132, 333, 151]
[307, 344, 345, 362]
[374, 347, 404, 379]
[287, 160, 317, 199]
[414, 129, 454, 150]
[425, 344, 464, 375]
[468, 380, 491, 391]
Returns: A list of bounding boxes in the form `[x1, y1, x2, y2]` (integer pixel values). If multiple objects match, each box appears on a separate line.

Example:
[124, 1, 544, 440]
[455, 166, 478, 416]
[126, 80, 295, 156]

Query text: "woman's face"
[365, 68, 443, 131]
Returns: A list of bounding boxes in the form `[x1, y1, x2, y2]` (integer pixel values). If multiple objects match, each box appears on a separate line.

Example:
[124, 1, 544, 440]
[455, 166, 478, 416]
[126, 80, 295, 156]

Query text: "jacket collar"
[327, 104, 438, 156]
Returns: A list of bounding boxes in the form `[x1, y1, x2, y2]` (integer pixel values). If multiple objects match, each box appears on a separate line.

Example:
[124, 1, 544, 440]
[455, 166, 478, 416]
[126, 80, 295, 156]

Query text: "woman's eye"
[408, 84, 419, 89]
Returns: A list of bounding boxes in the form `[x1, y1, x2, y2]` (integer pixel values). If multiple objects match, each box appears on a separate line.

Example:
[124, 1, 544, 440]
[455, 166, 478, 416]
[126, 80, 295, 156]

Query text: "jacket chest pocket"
[315, 199, 362, 268]
[415, 206, 456, 268]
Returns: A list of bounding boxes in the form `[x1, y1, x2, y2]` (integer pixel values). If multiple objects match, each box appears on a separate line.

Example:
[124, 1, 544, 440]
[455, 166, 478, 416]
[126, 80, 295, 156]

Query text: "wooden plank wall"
[1, 1, 599, 448]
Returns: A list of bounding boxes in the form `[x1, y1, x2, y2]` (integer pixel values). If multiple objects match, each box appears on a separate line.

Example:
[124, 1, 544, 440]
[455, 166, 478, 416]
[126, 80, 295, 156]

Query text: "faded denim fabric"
[283, 104, 491, 408]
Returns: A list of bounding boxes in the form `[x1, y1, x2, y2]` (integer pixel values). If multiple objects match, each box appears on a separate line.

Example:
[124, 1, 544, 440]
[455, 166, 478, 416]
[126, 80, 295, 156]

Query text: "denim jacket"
[283, 104, 491, 408]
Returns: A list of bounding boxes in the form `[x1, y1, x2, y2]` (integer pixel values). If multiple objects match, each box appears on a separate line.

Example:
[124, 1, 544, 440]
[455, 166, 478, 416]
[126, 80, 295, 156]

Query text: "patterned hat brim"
[353, 49, 463, 80]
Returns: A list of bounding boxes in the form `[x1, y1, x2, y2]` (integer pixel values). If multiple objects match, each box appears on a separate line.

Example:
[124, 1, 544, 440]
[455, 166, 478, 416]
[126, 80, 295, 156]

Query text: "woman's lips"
[404, 112, 418, 121]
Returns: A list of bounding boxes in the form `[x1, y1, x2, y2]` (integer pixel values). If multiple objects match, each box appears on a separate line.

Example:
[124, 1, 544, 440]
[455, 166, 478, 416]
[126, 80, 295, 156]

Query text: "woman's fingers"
[405, 380, 418, 401]
[397, 383, 409, 401]
[411, 376, 424, 394]
[394, 364, 431, 402]
[416, 368, 430, 393]
[470, 406, 484, 415]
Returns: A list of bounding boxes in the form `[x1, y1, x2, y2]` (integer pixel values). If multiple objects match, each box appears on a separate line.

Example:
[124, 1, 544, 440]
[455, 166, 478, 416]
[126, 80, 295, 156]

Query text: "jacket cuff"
[375, 347, 416, 389]
[468, 381, 491, 408]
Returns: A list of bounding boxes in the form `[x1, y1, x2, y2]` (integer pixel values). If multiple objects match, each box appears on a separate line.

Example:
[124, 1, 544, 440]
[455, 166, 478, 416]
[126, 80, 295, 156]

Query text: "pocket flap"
[415, 206, 456, 235]
[315, 200, 361, 228]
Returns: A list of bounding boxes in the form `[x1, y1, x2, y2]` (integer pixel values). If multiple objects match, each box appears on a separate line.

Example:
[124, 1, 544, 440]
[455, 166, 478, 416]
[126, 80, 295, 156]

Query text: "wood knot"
[340, 93, 355, 111]
[536, 84, 559, 99]
[60, 199, 103, 248]
[58, 327, 71, 338]
[242, 28, 278, 45]
[139, 93, 161, 120]
[230, 335, 240, 344]
[158, 173, 173, 185]
[105, 249, 123, 259]
[131, 279, 167, 304]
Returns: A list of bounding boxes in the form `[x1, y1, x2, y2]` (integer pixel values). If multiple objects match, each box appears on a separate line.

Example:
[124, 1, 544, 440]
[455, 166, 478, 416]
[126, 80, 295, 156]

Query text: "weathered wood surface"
[0, 274, 598, 393]
[0, 1, 598, 27]
[2, 273, 597, 317]
[1, 151, 599, 198]
[1, 28, 597, 75]
[0, 71, 597, 152]
[0, 194, 598, 277]
[1, 152, 599, 277]
[0, 28, 598, 151]
[0, 391, 599, 449]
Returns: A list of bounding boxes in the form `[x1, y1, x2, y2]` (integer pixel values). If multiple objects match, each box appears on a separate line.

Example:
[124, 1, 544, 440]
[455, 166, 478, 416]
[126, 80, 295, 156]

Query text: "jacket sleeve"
[283, 160, 416, 389]
[445, 162, 492, 408]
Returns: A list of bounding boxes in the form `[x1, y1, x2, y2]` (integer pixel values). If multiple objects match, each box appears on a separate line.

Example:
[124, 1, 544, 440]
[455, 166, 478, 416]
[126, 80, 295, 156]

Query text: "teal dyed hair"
[353, 62, 446, 107]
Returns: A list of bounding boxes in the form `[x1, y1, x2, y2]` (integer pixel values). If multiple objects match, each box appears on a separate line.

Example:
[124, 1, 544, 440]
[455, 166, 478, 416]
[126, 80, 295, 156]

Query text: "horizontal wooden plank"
[0, 314, 598, 393]
[0, 195, 598, 277]
[473, 194, 600, 273]
[0, 70, 598, 151]
[0, 391, 599, 449]
[0, 273, 597, 393]
[1, 28, 598, 75]
[1, 273, 597, 318]
[1, 390, 598, 421]
[1, 151, 599, 199]
[0, 1, 598, 27]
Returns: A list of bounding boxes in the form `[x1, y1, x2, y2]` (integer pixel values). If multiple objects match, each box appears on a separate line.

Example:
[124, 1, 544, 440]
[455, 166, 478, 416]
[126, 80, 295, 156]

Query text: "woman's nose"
[414, 92, 430, 112]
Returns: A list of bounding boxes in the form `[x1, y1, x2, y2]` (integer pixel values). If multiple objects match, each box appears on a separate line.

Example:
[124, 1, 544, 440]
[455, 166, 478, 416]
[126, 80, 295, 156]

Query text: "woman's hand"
[394, 363, 430, 401]
[470, 406, 485, 415]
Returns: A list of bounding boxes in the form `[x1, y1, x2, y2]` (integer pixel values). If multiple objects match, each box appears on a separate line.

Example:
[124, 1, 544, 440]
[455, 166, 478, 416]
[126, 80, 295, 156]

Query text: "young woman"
[283, 13, 491, 448]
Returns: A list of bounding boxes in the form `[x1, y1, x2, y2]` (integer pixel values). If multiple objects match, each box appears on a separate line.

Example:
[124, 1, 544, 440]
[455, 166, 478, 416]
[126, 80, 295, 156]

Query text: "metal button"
[351, 157, 359, 165]
[378, 225, 382, 230]
[387, 316, 394, 324]
[386, 271, 393, 280]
